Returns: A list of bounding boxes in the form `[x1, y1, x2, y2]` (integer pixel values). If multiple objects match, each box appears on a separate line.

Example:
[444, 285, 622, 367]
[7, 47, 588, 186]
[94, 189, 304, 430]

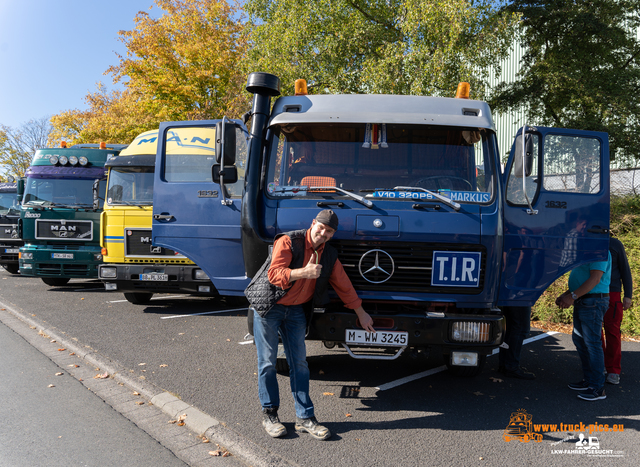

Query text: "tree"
[49, 86, 158, 146]
[243, 0, 519, 98]
[490, 0, 640, 164]
[0, 118, 52, 179]
[107, 0, 248, 122]
[51, 0, 248, 146]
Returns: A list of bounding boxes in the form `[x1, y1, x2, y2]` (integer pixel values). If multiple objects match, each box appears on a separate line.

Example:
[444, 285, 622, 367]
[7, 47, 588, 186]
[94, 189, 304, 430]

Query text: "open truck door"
[499, 126, 610, 307]
[152, 119, 250, 296]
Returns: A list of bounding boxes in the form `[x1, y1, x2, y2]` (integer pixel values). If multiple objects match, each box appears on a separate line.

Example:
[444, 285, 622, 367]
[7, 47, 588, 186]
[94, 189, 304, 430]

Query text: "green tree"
[243, 0, 519, 98]
[0, 118, 52, 179]
[490, 0, 640, 164]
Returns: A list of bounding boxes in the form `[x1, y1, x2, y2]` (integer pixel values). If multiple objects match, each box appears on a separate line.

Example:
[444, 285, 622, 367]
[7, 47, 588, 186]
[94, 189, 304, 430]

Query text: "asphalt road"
[1, 269, 638, 466]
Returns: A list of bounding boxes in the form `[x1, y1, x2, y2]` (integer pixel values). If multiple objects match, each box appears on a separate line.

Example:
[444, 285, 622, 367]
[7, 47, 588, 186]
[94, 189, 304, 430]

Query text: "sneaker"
[262, 408, 287, 438]
[568, 380, 590, 391]
[295, 416, 331, 440]
[606, 373, 620, 385]
[578, 387, 606, 401]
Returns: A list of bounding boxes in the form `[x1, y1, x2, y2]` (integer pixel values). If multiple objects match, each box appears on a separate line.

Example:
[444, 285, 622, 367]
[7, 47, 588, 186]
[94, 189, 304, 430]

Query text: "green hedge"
[531, 195, 640, 338]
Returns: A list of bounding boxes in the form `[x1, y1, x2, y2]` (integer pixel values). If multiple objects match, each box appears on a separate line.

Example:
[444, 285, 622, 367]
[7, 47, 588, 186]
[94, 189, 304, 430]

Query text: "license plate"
[345, 329, 408, 346]
[4, 248, 19, 254]
[140, 273, 168, 281]
[52, 253, 74, 259]
[431, 251, 481, 287]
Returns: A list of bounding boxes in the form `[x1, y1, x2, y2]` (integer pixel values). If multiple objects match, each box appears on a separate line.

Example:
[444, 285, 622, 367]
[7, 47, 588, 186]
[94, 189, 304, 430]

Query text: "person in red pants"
[601, 236, 633, 385]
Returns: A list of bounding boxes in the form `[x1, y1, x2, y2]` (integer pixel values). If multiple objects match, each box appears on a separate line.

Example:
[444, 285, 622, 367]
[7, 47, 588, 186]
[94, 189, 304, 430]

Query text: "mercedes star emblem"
[358, 249, 395, 284]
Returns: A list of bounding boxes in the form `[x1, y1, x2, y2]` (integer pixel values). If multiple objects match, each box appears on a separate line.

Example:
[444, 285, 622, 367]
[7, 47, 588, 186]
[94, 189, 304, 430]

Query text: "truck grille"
[35, 219, 93, 241]
[332, 240, 486, 294]
[0, 224, 18, 239]
[125, 229, 182, 258]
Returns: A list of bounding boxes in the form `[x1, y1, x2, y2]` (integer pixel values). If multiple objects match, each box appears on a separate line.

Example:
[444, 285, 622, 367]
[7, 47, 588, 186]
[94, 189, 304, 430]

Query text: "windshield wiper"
[364, 187, 460, 211]
[274, 186, 373, 208]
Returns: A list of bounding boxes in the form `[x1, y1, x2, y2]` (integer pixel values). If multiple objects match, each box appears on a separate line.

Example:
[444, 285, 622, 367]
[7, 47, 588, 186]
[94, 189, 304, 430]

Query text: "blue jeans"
[499, 306, 531, 371]
[572, 297, 609, 390]
[253, 304, 314, 419]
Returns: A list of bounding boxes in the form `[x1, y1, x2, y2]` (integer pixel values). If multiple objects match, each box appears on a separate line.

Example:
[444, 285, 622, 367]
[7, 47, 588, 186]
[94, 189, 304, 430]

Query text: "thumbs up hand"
[301, 253, 322, 279]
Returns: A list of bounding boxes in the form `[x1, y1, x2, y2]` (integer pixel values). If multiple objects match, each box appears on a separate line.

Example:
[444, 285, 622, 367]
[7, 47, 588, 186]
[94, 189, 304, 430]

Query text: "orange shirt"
[268, 229, 362, 309]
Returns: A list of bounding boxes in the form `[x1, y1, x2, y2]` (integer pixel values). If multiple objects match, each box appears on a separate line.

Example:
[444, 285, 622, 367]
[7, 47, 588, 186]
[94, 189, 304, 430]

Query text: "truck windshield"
[23, 176, 105, 209]
[106, 167, 154, 205]
[0, 192, 18, 214]
[266, 123, 497, 204]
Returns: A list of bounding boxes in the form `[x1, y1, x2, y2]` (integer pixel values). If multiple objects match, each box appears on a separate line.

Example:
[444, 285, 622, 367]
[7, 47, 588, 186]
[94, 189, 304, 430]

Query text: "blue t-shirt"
[568, 252, 612, 294]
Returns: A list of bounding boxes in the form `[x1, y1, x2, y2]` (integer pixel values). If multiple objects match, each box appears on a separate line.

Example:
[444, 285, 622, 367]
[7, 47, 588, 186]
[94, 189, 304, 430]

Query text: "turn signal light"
[101, 248, 108, 256]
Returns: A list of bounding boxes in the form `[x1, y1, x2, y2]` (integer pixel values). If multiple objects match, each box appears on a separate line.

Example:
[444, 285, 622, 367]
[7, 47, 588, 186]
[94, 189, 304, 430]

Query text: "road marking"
[161, 307, 247, 320]
[108, 294, 189, 303]
[376, 331, 560, 391]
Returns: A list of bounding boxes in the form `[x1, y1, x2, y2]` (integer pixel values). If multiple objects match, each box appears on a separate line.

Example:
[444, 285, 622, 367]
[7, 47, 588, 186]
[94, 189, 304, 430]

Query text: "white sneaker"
[606, 373, 620, 385]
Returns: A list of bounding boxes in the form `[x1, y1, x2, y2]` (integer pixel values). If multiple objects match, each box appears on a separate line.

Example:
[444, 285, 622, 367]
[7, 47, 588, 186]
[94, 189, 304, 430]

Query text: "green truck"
[19, 142, 126, 286]
[0, 181, 22, 274]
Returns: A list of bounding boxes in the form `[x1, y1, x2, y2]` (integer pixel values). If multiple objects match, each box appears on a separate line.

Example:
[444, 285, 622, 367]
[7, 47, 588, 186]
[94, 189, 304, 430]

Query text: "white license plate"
[52, 253, 74, 259]
[345, 329, 408, 346]
[140, 273, 168, 281]
[4, 248, 19, 254]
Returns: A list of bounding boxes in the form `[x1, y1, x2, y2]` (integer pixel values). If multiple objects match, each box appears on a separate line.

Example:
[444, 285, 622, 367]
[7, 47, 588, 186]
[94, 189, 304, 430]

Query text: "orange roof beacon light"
[99, 142, 107, 149]
[455, 82, 470, 99]
[60, 141, 68, 148]
[295, 79, 308, 96]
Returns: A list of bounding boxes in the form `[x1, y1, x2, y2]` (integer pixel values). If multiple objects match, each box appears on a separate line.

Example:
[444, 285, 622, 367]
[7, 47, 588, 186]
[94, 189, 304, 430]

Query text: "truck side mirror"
[216, 121, 237, 165]
[514, 133, 533, 178]
[212, 164, 238, 184]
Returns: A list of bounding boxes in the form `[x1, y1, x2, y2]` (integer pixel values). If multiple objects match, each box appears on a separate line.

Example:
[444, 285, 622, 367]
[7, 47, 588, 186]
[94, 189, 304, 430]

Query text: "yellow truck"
[98, 129, 215, 304]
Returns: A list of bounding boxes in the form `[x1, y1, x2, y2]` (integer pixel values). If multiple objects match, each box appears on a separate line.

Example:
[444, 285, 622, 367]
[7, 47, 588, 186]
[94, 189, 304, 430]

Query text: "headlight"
[451, 322, 491, 343]
[59, 155, 69, 165]
[49, 155, 59, 165]
[69, 155, 79, 165]
[100, 267, 117, 278]
[194, 269, 209, 280]
[20, 252, 33, 260]
[79, 156, 88, 166]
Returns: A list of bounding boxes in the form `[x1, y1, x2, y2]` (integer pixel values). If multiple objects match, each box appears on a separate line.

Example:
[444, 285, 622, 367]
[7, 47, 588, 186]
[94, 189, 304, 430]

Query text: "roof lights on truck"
[49, 155, 59, 165]
[60, 141, 67, 148]
[100, 142, 106, 149]
[79, 156, 88, 166]
[59, 155, 69, 165]
[455, 82, 470, 99]
[69, 156, 79, 165]
[295, 79, 308, 96]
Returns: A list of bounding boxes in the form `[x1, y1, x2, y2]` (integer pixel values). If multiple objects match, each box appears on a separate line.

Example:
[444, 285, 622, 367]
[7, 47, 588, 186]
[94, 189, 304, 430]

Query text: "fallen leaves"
[57, 348, 66, 352]
[345, 413, 352, 417]
[323, 392, 335, 396]
[489, 377, 503, 383]
[48, 384, 55, 388]
[94, 372, 109, 379]
[169, 414, 188, 426]
[55, 372, 63, 376]
[159, 364, 168, 368]
[209, 444, 231, 457]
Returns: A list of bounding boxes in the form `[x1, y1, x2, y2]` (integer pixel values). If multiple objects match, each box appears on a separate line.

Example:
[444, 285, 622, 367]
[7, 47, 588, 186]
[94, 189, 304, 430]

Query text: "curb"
[0, 299, 296, 467]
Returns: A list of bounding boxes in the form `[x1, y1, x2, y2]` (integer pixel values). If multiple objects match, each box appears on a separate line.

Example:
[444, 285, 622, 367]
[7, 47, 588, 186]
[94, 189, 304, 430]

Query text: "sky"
[0, 0, 158, 129]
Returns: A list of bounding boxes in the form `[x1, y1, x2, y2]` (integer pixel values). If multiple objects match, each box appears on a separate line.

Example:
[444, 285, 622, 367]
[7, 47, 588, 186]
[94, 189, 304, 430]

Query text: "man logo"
[358, 249, 395, 284]
[140, 237, 151, 243]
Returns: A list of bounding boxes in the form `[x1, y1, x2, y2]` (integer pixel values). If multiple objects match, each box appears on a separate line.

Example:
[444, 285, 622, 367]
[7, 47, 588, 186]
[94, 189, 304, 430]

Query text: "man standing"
[245, 210, 375, 440]
[601, 236, 633, 385]
[556, 253, 611, 401]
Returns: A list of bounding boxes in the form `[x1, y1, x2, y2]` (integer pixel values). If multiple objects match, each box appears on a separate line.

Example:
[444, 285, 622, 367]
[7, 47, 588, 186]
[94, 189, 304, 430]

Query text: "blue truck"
[19, 142, 126, 286]
[152, 73, 610, 375]
[0, 181, 22, 274]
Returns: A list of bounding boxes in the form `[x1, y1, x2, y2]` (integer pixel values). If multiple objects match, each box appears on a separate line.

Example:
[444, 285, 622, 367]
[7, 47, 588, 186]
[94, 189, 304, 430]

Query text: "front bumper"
[0, 241, 22, 265]
[19, 246, 102, 278]
[98, 263, 217, 295]
[307, 308, 505, 353]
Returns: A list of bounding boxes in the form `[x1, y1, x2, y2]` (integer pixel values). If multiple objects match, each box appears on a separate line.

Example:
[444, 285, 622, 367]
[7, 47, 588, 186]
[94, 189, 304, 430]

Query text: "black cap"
[315, 209, 339, 230]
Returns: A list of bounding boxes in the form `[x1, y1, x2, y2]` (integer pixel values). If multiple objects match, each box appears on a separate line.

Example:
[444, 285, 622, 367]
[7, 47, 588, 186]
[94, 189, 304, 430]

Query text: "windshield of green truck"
[265, 123, 497, 204]
[0, 192, 19, 214]
[106, 167, 154, 205]
[23, 176, 105, 209]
